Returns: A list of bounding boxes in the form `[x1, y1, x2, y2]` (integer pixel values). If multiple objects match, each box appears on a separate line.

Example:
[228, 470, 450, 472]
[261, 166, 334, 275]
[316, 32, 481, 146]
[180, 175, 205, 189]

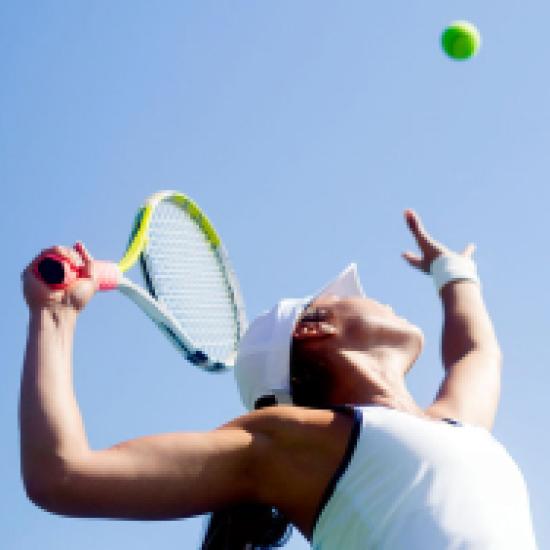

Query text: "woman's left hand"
[401, 209, 476, 274]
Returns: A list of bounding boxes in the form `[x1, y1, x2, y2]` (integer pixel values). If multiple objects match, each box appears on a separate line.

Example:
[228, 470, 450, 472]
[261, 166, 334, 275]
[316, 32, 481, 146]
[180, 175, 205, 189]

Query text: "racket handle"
[33, 253, 82, 290]
[94, 261, 120, 290]
[33, 253, 121, 291]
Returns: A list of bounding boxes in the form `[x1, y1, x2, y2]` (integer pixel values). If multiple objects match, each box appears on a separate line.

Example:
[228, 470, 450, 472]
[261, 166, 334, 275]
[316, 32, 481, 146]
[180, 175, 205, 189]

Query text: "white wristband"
[429, 254, 480, 293]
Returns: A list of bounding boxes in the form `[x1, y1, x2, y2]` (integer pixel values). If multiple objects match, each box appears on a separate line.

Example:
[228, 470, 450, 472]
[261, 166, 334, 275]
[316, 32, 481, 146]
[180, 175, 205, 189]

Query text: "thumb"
[73, 242, 95, 278]
[401, 251, 424, 271]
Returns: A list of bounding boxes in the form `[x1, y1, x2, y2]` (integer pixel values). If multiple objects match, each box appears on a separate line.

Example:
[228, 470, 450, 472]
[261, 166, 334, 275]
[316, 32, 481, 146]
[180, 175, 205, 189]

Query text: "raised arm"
[402, 210, 502, 429]
[434, 279, 502, 427]
[19, 244, 259, 519]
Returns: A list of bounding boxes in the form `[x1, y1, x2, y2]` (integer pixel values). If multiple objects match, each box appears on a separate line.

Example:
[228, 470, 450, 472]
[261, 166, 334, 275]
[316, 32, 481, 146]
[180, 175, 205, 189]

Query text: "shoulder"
[220, 406, 358, 536]
[219, 405, 352, 470]
[222, 405, 355, 447]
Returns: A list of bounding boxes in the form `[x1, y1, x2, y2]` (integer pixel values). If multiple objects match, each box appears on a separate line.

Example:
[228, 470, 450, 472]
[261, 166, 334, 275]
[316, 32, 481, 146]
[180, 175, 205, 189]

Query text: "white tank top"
[311, 405, 537, 549]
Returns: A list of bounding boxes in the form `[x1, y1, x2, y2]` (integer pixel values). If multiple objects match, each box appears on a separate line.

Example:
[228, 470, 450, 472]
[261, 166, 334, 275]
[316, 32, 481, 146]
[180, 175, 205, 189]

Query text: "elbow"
[22, 456, 80, 515]
[24, 477, 60, 513]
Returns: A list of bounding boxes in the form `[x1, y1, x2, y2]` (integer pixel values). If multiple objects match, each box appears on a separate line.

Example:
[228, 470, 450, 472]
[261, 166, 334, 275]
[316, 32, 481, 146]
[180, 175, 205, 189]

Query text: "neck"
[333, 347, 423, 415]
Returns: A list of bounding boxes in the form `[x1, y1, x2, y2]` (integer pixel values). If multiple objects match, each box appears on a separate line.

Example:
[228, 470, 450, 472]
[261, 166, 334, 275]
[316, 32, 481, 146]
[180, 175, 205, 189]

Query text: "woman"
[20, 210, 537, 549]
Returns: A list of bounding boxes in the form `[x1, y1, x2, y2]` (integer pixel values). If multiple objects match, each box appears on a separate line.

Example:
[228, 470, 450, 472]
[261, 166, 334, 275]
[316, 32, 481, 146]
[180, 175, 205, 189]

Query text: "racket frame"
[118, 191, 247, 372]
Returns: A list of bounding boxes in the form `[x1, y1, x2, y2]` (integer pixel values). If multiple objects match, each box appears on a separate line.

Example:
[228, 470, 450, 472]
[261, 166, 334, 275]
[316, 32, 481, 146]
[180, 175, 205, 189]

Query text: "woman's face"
[297, 295, 423, 352]
[291, 295, 424, 406]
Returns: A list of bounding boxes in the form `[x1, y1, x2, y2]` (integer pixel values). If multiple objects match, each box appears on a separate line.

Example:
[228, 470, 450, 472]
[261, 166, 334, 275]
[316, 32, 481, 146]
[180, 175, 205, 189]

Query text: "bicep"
[39, 428, 260, 519]
[426, 349, 502, 430]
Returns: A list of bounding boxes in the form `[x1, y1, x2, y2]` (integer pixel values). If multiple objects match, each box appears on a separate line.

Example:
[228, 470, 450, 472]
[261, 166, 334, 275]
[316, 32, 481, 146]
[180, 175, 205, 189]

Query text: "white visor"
[234, 263, 366, 410]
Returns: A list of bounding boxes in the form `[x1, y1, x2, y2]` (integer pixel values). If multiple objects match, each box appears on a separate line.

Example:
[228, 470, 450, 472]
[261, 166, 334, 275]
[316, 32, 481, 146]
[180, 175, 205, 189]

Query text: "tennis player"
[20, 209, 537, 549]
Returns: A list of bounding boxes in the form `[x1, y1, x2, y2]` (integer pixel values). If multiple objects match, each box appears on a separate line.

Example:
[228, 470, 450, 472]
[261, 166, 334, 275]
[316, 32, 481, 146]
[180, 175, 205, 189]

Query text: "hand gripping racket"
[33, 190, 248, 372]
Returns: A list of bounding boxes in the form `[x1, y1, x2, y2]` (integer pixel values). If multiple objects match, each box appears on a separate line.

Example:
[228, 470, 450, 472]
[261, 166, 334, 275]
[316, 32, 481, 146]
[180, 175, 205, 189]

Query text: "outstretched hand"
[22, 242, 97, 314]
[402, 209, 475, 274]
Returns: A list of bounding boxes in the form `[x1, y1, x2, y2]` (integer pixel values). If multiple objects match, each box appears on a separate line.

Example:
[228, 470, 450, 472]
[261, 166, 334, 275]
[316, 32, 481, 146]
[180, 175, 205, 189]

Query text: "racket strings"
[144, 200, 241, 364]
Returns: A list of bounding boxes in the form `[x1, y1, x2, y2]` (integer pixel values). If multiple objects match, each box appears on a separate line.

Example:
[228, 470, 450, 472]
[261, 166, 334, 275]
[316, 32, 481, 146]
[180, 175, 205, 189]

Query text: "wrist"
[429, 254, 480, 294]
[439, 278, 481, 301]
[29, 305, 79, 330]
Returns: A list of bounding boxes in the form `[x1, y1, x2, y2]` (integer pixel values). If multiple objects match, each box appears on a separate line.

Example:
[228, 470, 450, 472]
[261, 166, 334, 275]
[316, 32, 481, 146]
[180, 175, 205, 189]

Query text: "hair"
[200, 502, 292, 549]
[289, 336, 333, 408]
[200, 337, 330, 550]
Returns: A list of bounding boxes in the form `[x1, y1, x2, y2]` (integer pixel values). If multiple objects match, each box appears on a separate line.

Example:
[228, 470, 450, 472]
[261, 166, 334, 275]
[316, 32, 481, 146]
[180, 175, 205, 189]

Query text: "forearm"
[20, 307, 91, 495]
[440, 280, 501, 368]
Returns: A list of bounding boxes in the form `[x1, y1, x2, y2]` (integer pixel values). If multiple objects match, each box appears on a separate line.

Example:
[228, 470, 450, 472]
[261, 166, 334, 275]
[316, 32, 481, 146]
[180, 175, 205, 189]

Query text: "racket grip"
[33, 254, 121, 291]
[33, 253, 82, 290]
[93, 261, 121, 291]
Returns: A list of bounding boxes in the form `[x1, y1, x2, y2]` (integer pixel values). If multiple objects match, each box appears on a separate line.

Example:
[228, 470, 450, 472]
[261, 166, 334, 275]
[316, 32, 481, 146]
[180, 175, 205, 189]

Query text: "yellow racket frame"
[119, 191, 221, 273]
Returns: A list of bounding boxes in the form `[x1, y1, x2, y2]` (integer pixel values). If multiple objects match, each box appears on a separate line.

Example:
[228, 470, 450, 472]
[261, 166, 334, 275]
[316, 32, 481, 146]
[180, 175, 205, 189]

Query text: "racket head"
[118, 206, 153, 273]
[134, 191, 247, 371]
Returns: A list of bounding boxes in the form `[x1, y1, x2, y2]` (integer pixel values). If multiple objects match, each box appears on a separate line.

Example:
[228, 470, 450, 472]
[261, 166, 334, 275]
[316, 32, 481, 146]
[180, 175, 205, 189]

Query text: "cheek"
[346, 312, 419, 344]
[342, 315, 364, 337]
[343, 314, 382, 343]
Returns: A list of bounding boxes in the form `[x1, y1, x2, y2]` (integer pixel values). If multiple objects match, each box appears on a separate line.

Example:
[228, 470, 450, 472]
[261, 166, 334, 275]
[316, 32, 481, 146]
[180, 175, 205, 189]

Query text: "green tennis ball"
[441, 21, 481, 60]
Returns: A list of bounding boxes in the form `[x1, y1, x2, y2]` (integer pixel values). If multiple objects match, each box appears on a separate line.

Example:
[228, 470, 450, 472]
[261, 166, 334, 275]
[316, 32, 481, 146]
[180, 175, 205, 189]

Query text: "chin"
[393, 315, 424, 357]
[407, 324, 425, 363]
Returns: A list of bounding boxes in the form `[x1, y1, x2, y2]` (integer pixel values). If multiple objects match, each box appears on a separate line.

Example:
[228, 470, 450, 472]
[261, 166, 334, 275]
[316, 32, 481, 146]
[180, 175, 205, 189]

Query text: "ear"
[292, 321, 337, 341]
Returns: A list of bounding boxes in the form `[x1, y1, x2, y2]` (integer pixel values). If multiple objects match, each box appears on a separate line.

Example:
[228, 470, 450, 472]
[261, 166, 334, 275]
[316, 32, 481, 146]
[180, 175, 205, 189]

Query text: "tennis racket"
[33, 190, 247, 372]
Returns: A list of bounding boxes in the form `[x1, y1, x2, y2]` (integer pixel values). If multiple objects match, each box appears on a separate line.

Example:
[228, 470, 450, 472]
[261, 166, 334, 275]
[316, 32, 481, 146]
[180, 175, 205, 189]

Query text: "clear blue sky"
[3, 2, 548, 548]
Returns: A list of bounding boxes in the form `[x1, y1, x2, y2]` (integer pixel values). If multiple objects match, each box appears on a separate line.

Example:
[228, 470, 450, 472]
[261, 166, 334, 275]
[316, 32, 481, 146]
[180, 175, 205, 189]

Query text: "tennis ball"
[441, 21, 481, 60]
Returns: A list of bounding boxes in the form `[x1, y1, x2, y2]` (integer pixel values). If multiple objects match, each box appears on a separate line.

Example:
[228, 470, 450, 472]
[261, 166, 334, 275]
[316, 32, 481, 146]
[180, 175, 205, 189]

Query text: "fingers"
[404, 209, 431, 248]
[401, 251, 424, 270]
[39, 243, 93, 268]
[24, 243, 93, 285]
[403, 209, 434, 272]
[74, 242, 95, 278]
[46, 245, 83, 268]
[403, 210, 477, 275]
[74, 242, 93, 263]
[22, 246, 74, 279]
[67, 242, 94, 268]
[23, 243, 98, 313]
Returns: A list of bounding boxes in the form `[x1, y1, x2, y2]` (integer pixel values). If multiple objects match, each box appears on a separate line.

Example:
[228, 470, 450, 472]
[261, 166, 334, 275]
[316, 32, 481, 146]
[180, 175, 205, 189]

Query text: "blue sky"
[2, 2, 548, 548]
